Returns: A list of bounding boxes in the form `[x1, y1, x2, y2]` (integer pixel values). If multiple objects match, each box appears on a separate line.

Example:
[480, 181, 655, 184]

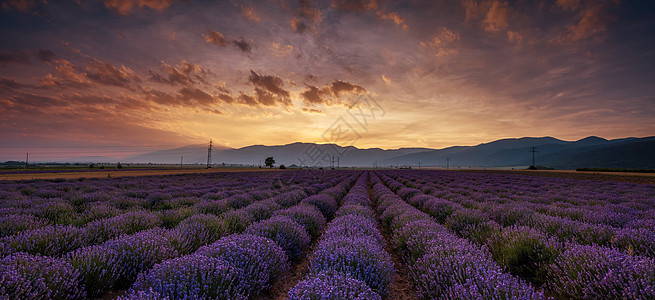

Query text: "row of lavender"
[0, 171, 338, 236]
[378, 170, 655, 299]
[120, 175, 358, 299]
[387, 170, 655, 257]
[288, 172, 395, 299]
[371, 172, 546, 299]
[0, 170, 360, 299]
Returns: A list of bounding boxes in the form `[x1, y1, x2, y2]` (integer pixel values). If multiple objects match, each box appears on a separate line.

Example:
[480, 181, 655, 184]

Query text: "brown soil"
[370, 185, 417, 300]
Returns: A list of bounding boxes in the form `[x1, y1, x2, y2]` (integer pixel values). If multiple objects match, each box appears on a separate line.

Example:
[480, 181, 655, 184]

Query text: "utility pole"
[337, 157, 339, 169]
[25, 153, 28, 169]
[418, 162, 421, 169]
[446, 157, 450, 170]
[331, 156, 334, 169]
[207, 139, 213, 169]
[180, 156, 183, 169]
[529, 146, 538, 169]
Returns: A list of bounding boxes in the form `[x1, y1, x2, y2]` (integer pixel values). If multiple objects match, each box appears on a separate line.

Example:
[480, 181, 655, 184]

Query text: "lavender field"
[1, 170, 654, 299]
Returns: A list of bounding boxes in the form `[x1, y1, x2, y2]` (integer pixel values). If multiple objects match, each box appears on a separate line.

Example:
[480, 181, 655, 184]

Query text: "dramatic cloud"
[103, 0, 177, 15]
[300, 80, 366, 106]
[177, 87, 215, 106]
[34, 49, 57, 63]
[241, 5, 260, 22]
[248, 71, 290, 98]
[149, 60, 209, 87]
[0, 0, 653, 153]
[330, 0, 378, 12]
[1, 0, 37, 13]
[376, 11, 408, 30]
[85, 60, 141, 88]
[463, 0, 510, 32]
[232, 38, 253, 52]
[553, 1, 618, 43]
[0, 50, 30, 64]
[203, 31, 227, 46]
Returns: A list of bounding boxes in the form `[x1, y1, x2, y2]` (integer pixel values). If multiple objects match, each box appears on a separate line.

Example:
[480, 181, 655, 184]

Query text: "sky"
[1, 0, 654, 161]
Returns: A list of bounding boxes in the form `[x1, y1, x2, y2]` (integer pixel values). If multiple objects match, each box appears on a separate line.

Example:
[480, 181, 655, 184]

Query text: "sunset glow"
[1, 0, 654, 160]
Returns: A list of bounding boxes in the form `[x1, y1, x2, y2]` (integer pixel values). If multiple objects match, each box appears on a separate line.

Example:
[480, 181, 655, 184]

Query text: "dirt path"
[369, 181, 417, 300]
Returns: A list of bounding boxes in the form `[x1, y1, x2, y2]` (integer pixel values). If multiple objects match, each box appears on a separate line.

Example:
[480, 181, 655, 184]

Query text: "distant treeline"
[576, 168, 655, 173]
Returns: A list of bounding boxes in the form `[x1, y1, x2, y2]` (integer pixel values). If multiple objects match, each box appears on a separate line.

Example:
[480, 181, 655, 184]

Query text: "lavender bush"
[246, 215, 310, 260]
[1, 252, 86, 299]
[274, 204, 326, 238]
[129, 254, 248, 299]
[288, 270, 382, 300]
[197, 234, 289, 294]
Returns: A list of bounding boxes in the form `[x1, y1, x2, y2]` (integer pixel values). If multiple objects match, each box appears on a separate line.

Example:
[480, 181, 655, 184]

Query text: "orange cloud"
[376, 11, 408, 30]
[241, 5, 261, 22]
[507, 30, 522, 43]
[462, 0, 510, 33]
[149, 60, 209, 87]
[552, 1, 619, 43]
[103, 0, 176, 15]
[203, 31, 227, 46]
[1, 0, 36, 13]
[331, 0, 378, 12]
[483, 0, 510, 32]
[556, 0, 582, 11]
[300, 80, 366, 106]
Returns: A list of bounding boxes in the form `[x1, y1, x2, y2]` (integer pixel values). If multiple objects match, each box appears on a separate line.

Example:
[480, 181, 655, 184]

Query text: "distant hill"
[382, 136, 654, 169]
[44, 136, 655, 169]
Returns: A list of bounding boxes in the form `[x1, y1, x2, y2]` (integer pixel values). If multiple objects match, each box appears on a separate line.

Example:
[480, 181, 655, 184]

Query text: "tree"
[265, 157, 275, 168]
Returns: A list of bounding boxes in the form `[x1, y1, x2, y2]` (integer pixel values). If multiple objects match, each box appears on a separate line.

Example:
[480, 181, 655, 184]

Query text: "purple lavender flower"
[246, 215, 310, 260]
[129, 254, 248, 300]
[1, 225, 87, 257]
[546, 243, 655, 299]
[1, 252, 86, 299]
[0, 214, 49, 237]
[168, 213, 224, 254]
[243, 200, 281, 221]
[301, 194, 338, 219]
[66, 244, 121, 298]
[197, 233, 289, 294]
[335, 204, 375, 219]
[274, 204, 326, 238]
[103, 228, 178, 288]
[218, 208, 254, 235]
[288, 270, 382, 300]
[309, 236, 394, 297]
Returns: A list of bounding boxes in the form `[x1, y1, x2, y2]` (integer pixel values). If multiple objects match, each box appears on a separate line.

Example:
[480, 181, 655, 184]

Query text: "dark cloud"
[34, 49, 57, 63]
[330, 0, 378, 12]
[203, 31, 227, 46]
[300, 85, 324, 105]
[302, 107, 324, 114]
[217, 93, 236, 104]
[85, 59, 142, 88]
[297, 0, 321, 22]
[149, 60, 209, 86]
[177, 87, 215, 106]
[330, 80, 365, 96]
[238, 92, 258, 106]
[0, 78, 29, 92]
[0, 50, 30, 65]
[103, 0, 178, 15]
[290, 17, 308, 33]
[248, 71, 290, 98]
[1, 0, 37, 14]
[232, 38, 252, 52]
[300, 80, 367, 106]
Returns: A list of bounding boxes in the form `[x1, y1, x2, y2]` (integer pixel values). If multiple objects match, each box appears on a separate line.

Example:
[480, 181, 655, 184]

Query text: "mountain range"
[103, 136, 655, 170]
